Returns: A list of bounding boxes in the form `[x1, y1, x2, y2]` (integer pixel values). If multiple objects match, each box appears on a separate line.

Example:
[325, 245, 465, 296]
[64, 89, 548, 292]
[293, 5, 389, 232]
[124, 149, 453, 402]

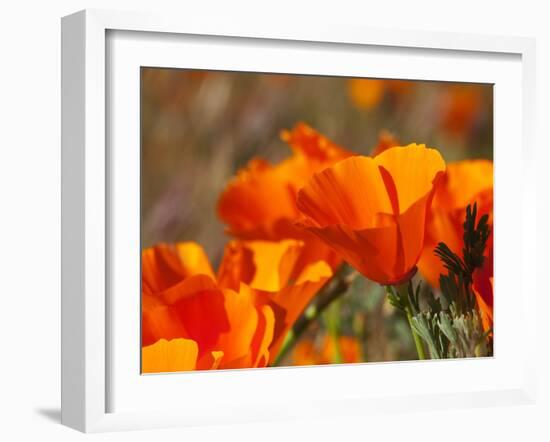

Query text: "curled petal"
[142, 242, 215, 294]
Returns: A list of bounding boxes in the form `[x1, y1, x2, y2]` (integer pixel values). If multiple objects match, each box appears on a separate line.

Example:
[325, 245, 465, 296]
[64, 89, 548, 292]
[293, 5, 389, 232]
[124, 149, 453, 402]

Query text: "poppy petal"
[297, 156, 392, 229]
[141, 338, 198, 373]
[142, 242, 215, 294]
[374, 144, 446, 213]
[215, 288, 260, 368]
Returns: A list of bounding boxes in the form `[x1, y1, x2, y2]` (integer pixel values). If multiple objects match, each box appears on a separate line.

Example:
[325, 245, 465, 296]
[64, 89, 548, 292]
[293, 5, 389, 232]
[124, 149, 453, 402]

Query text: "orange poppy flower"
[439, 84, 485, 136]
[292, 336, 361, 365]
[217, 122, 353, 242]
[142, 238, 333, 372]
[348, 78, 413, 110]
[296, 144, 446, 285]
[417, 160, 493, 288]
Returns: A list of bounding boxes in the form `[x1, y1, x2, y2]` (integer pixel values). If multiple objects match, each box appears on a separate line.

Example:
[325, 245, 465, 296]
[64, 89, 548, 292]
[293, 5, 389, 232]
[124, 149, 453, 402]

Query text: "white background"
[0, 0, 548, 441]
[109, 29, 524, 416]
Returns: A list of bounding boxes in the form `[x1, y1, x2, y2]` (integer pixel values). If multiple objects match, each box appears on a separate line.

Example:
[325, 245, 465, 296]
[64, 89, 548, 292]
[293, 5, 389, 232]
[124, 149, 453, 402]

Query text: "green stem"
[326, 299, 343, 364]
[388, 282, 426, 360]
[352, 311, 368, 363]
[272, 267, 358, 366]
[404, 305, 426, 360]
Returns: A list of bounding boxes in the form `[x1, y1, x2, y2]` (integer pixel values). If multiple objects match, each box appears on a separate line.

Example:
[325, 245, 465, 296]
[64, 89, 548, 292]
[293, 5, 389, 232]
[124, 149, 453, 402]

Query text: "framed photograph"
[61, 9, 537, 432]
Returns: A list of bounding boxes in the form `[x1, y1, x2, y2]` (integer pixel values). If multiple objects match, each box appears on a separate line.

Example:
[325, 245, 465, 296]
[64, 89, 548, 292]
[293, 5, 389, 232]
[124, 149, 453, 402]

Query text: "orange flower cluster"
[142, 121, 493, 371]
[142, 239, 333, 373]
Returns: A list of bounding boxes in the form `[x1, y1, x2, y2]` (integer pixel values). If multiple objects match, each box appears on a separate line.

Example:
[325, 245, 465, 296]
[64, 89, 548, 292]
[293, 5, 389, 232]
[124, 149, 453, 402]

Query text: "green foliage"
[411, 303, 489, 358]
[462, 203, 491, 274]
[396, 203, 493, 359]
[411, 311, 446, 359]
[434, 202, 490, 285]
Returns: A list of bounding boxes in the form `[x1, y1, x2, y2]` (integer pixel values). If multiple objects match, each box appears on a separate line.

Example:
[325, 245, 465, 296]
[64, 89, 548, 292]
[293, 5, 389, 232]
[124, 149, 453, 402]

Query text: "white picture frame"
[61, 9, 537, 433]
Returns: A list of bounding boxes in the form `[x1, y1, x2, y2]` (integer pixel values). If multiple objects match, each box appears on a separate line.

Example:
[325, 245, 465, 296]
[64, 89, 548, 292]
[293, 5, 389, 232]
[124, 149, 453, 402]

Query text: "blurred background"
[141, 67, 493, 364]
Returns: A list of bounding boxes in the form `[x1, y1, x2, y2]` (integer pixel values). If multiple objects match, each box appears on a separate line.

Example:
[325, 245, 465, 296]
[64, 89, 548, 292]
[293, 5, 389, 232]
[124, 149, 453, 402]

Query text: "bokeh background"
[141, 68, 493, 364]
